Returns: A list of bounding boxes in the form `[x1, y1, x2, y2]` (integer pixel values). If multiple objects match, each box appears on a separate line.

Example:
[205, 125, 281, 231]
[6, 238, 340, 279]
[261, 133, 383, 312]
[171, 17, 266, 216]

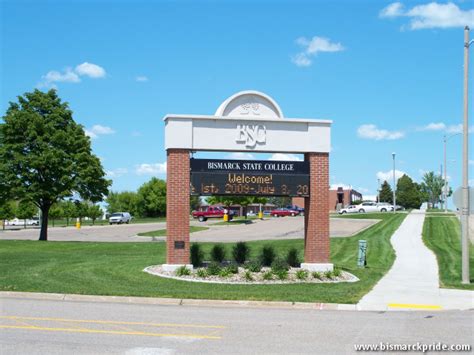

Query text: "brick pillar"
[166, 149, 190, 265]
[304, 152, 330, 264]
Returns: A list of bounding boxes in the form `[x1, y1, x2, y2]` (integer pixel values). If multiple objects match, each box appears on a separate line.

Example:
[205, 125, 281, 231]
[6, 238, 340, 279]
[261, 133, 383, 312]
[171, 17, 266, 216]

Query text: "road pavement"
[358, 210, 473, 311]
[0, 217, 378, 243]
[1, 296, 472, 354]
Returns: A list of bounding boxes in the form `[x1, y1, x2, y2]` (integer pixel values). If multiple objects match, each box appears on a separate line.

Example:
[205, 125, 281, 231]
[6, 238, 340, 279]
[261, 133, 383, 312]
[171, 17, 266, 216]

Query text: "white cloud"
[380, 2, 404, 17]
[357, 124, 404, 140]
[85, 124, 115, 139]
[227, 152, 255, 160]
[42, 68, 80, 85]
[135, 76, 149, 82]
[446, 124, 474, 134]
[380, 2, 474, 30]
[75, 62, 106, 78]
[39, 62, 106, 87]
[418, 122, 446, 131]
[106, 168, 128, 178]
[136, 162, 167, 175]
[268, 153, 303, 161]
[376, 169, 407, 184]
[292, 36, 344, 67]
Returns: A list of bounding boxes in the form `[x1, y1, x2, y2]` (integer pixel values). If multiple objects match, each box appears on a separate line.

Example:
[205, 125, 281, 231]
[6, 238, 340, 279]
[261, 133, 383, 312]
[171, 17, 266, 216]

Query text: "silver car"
[109, 212, 132, 224]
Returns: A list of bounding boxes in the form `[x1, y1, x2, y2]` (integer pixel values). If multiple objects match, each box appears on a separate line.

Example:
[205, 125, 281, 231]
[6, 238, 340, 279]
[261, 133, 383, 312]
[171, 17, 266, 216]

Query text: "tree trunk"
[39, 205, 50, 241]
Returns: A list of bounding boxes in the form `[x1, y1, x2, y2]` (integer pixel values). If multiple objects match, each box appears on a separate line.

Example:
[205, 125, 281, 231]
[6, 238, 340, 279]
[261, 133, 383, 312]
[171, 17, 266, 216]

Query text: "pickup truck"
[192, 206, 234, 222]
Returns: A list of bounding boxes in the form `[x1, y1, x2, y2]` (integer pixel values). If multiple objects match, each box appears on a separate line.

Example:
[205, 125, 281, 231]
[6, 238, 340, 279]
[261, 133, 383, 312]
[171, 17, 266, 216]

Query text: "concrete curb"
[0, 291, 357, 311]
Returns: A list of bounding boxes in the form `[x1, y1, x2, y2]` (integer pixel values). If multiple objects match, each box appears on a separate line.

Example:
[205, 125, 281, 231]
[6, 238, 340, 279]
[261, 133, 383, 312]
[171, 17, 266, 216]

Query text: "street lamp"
[443, 133, 461, 213]
[392, 152, 396, 213]
[377, 178, 381, 203]
[461, 26, 472, 284]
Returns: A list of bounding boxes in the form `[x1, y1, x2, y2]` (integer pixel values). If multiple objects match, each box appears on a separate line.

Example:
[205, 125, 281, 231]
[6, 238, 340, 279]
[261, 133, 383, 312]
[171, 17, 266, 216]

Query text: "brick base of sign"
[304, 152, 330, 264]
[166, 149, 191, 265]
[161, 264, 194, 272]
[300, 263, 334, 272]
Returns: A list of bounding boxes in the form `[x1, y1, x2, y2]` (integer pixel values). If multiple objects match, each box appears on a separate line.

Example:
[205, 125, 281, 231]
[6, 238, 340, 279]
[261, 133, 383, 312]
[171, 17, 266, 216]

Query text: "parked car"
[5, 218, 40, 226]
[109, 212, 132, 225]
[376, 202, 394, 212]
[246, 211, 256, 217]
[338, 205, 359, 214]
[192, 206, 235, 222]
[270, 208, 300, 217]
[286, 205, 305, 214]
[355, 201, 379, 213]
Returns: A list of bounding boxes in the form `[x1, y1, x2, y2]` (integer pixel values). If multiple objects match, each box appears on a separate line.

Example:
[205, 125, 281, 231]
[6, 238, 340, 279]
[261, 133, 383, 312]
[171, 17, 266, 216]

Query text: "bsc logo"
[235, 124, 266, 148]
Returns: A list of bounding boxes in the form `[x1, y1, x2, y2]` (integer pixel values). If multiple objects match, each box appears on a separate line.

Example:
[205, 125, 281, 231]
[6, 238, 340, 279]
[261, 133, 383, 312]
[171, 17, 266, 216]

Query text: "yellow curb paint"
[0, 316, 225, 329]
[388, 303, 442, 310]
[0, 325, 221, 340]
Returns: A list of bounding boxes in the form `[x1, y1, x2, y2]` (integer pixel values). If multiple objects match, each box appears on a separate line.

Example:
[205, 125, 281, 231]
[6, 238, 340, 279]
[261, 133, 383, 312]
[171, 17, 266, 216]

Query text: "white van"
[109, 212, 132, 225]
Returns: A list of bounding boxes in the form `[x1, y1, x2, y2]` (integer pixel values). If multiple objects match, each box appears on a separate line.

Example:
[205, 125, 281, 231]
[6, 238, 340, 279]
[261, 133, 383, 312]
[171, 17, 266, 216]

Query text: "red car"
[192, 205, 235, 222]
[270, 208, 300, 217]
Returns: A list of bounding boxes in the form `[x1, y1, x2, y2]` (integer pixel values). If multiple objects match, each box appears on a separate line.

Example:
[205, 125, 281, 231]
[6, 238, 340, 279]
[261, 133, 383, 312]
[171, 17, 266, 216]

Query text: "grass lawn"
[0, 213, 405, 304]
[422, 215, 474, 290]
[137, 226, 209, 237]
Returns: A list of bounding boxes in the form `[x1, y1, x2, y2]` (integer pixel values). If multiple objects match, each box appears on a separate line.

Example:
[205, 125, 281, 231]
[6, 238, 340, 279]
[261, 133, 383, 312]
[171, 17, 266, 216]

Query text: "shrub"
[175, 265, 191, 276]
[312, 271, 322, 280]
[246, 259, 262, 272]
[324, 270, 333, 279]
[271, 257, 289, 273]
[295, 269, 308, 280]
[219, 268, 232, 278]
[227, 263, 239, 274]
[196, 268, 208, 278]
[190, 243, 204, 267]
[333, 267, 342, 277]
[286, 248, 300, 267]
[275, 269, 288, 280]
[262, 271, 273, 281]
[207, 262, 221, 276]
[244, 270, 253, 281]
[232, 242, 250, 264]
[260, 246, 276, 266]
[210, 244, 226, 263]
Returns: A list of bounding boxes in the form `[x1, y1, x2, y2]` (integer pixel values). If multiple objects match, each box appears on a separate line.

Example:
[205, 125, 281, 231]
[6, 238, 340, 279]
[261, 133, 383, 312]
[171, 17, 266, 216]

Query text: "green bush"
[274, 269, 288, 280]
[333, 267, 342, 277]
[190, 243, 204, 267]
[260, 246, 276, 266]
[207, 262, 221, 276]
[271, 258, 289, 273]
[324, 270, 333, 279]
[196, 268, 207, 278]
[246, 259, 262, 272]
[226, 263, 239, 274]
[232, 241, 250, 264]
[295, 269, 308, 280]
[244, 270, 253, 281]
[312, 271, 322, 280]
[219, 268, 232, 278]
[175, 265, 191, 276]
[286, 247, 300, 267]
[210, 244, 226, 263]
[262, 271, 273, 280]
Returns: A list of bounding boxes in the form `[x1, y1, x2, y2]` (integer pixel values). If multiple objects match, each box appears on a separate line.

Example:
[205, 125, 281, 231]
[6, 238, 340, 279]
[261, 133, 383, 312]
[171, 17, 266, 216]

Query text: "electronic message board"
[190, 158, 309, 197]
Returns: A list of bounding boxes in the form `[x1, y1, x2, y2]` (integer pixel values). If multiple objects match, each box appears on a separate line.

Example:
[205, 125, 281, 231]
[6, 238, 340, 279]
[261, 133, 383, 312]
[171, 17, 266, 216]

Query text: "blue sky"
[1, 0, 473, 205]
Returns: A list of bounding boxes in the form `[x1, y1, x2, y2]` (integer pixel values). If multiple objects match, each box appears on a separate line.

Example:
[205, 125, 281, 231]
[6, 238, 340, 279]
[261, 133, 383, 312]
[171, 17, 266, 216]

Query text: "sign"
[190, 158, 309, 197]
[357, 240, 367, 267]
[453, 187, 474, 212]
[236, 124, 266, 148]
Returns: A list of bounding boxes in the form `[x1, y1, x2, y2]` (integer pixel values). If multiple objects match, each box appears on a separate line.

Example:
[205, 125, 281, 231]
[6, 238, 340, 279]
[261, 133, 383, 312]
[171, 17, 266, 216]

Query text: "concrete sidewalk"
[358, 210, 473, 311]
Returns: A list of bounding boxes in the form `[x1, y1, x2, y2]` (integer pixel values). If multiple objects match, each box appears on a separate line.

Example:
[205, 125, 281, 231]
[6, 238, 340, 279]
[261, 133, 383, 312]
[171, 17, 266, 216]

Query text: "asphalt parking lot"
[0, 216, 378, 242]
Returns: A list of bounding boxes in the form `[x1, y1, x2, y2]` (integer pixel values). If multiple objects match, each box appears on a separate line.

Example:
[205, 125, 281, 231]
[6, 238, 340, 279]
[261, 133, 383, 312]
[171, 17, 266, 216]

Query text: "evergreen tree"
[379, 180, 393, 203]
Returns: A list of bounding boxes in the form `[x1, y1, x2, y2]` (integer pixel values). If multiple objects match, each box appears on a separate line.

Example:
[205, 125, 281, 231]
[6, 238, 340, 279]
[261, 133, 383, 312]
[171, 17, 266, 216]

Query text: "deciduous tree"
[0, 89, 110, 240]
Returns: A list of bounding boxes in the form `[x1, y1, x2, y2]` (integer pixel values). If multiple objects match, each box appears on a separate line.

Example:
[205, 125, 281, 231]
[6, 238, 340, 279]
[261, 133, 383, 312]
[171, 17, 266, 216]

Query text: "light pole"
[392, 152, 396, 213]
[443, 133, 461, 213]
[461, 26, 472, 284]
[377, 178, 381, 203]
